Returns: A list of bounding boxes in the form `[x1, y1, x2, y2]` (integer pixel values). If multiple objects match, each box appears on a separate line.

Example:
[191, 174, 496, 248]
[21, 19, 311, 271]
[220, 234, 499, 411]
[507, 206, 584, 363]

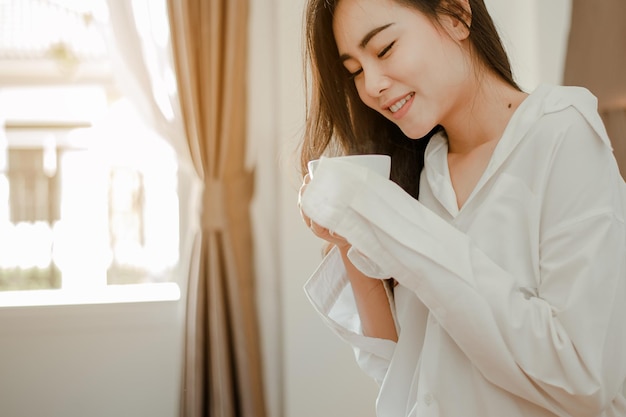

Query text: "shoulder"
[524, 84, 611, 150]
[506, 84, 620, 188]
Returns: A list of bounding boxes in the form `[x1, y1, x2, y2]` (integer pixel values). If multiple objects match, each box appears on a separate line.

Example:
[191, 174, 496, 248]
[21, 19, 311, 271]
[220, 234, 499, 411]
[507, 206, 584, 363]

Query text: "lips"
[388, 92, 414, 113]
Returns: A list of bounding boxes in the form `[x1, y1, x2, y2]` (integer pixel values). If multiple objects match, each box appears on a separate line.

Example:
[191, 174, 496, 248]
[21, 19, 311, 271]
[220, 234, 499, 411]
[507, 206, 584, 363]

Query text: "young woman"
[297, 0, 626, 416]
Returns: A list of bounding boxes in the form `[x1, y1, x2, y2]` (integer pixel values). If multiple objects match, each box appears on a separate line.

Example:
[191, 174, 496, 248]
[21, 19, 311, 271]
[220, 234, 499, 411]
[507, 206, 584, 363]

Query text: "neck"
[443, 75, 527, 155]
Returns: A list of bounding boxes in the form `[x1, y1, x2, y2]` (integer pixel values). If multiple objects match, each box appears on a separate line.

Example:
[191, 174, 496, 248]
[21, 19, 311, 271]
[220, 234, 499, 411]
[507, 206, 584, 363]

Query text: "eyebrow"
[339, 23, 394, 62]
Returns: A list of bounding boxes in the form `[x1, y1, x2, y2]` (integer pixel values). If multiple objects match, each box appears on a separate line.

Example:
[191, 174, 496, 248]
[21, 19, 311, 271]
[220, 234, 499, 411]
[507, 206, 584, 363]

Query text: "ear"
[441, 0, 472, 41]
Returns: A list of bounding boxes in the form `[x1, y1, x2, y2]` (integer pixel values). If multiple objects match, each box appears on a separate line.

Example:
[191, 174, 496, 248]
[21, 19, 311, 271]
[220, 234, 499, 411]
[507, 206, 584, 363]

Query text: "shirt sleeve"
[300, 117, 626, 416]
[304, 246, 397, 385]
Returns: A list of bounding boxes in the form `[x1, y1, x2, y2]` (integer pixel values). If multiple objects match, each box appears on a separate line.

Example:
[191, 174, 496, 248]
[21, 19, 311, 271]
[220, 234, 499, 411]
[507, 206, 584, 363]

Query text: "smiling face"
[333, 0, 474, 139]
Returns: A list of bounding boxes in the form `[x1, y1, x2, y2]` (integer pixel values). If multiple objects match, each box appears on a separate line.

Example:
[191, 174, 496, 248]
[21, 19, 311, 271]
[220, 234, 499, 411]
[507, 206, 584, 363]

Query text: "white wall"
[485, 0, 572, 90]
[0, 300, 184, 417]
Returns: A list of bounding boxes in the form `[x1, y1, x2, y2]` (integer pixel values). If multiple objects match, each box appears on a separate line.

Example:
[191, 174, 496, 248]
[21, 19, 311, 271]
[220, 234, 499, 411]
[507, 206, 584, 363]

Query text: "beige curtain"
[167, 1, 267, 416]
[563, 0, 626, 178]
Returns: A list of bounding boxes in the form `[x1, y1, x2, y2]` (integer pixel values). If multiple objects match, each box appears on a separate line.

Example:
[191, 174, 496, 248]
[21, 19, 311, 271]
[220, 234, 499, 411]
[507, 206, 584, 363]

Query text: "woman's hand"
[298, 173, 350, 250]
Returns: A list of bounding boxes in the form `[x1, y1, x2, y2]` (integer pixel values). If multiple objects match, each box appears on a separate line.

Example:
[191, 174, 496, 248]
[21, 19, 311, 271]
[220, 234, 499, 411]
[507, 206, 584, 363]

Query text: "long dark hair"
[300, 0, 519, 199]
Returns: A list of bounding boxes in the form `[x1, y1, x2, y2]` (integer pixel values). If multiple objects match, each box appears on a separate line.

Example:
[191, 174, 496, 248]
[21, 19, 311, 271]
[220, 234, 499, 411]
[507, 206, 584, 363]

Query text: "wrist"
[322, 242, 350, 257]
[336, 242, 352, 254]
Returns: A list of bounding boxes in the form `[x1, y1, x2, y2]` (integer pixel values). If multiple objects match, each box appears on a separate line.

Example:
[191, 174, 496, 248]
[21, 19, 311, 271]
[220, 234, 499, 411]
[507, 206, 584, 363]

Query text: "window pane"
[0, 99, 180, 292]
[0, 0, 181, 299]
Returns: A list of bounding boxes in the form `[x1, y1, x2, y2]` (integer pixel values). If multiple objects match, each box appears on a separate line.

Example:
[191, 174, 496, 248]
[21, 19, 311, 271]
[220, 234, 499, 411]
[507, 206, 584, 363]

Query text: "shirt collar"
[422, 83, 604, 216]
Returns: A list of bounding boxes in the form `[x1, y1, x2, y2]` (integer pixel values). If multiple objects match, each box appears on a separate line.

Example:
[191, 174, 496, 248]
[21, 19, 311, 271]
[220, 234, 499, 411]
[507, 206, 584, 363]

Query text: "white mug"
[307, 154, 391, 179]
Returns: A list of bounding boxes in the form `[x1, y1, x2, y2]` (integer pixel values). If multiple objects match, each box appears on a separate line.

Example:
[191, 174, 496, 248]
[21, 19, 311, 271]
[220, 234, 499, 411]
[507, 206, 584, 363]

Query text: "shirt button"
[423, 392, 435, 406]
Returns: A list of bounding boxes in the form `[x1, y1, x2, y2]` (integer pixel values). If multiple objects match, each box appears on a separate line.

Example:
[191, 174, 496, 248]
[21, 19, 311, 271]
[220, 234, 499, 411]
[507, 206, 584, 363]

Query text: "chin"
[400, 125, 437, 140]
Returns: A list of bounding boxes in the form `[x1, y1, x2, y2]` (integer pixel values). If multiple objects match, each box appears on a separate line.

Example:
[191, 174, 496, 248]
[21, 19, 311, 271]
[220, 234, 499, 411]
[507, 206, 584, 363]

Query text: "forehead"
[333, 0, 400, 37]
[332, 0, 424, 51]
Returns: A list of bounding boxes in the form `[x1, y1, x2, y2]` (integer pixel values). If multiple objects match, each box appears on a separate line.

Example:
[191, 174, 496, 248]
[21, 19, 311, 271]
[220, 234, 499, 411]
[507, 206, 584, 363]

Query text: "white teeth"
[389, 93, 413, 113]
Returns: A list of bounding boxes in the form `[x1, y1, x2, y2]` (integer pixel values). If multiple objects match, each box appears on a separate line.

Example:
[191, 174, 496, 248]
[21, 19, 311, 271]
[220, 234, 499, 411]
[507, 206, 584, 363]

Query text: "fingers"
[298, 173, 348, 247]
[298, 173, 312, 227]
[301, 210, 312, 228]
[309, 220, 349, 248]
[296, 172, 351, 250]
[309, 220, 324, 236]
[297, 173, 310, 209]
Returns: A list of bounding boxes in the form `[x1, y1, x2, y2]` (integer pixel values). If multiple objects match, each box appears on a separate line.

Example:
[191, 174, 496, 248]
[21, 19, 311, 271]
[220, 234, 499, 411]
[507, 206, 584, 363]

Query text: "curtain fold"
[103, 0, 185, 155]
[563, 0, 626, 178]
[167, 1, 267, 416]
[103, 0, 202, 289]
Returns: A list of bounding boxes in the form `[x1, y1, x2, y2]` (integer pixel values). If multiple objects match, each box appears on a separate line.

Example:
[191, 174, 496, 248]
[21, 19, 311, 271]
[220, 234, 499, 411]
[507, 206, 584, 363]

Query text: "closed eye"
[378, 41, 395, 58]
[345, 41, 395, 79]
[347, 68, 363, 79]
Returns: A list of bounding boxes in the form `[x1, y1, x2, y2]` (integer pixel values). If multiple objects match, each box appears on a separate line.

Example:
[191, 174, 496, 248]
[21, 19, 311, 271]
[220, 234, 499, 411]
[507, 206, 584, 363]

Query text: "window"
[0, 0, 181, 304]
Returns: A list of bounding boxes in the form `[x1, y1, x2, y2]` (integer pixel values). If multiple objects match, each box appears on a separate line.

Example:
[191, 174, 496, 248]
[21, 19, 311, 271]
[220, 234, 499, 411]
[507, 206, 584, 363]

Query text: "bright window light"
[0, 0, 182, 305]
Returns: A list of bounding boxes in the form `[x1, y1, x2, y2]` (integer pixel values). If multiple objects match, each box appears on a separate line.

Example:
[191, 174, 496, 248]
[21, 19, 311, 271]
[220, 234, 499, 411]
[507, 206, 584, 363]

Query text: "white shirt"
[301, 84, 626, 417]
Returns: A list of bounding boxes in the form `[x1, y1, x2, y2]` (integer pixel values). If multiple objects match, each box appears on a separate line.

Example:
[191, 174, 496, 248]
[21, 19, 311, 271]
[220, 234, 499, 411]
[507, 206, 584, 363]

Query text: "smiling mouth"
[389, 93, 414, 113]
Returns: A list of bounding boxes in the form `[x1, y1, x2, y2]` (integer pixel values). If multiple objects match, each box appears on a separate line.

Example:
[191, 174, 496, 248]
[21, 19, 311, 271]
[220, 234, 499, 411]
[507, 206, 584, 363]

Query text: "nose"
[363, 66, 390, 97]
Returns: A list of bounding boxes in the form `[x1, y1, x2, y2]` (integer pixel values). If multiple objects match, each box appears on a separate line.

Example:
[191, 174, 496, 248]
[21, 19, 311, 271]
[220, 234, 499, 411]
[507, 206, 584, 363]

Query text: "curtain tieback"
[201, 172, 254, 231]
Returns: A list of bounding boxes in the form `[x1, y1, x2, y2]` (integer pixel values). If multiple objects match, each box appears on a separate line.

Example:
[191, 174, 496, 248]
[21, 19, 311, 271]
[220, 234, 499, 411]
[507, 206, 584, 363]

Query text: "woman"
[297, 0, 626, 416]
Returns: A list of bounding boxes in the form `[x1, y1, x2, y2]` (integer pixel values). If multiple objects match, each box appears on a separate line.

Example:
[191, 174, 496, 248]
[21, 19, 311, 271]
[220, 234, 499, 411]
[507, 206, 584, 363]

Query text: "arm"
[303, 246, 398, 385]
[338, 245, 397, 342]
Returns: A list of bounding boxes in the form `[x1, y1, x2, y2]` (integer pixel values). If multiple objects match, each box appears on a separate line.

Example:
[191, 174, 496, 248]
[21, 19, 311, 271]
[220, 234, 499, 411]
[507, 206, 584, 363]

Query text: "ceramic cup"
[307, 154, 391, 180]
